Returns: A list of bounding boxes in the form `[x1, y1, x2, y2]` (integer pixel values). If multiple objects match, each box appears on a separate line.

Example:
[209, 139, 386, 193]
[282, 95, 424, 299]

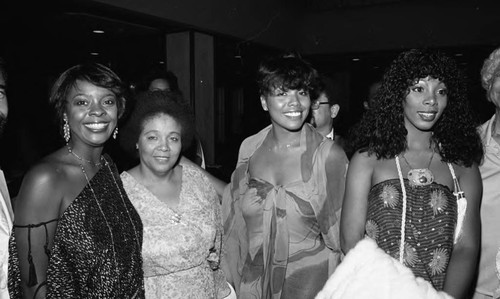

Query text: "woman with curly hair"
[119, 91, 232, 298]
[340, 49, 483, 298]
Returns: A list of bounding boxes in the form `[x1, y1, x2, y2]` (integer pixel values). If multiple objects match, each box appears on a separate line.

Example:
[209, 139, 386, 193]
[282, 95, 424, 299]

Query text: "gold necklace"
[67, 144, 102, 167]
[268, 138, 301, 151]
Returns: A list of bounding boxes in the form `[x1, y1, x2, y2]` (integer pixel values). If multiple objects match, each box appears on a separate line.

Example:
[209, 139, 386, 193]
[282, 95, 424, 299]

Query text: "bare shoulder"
[21, 158, 68, 196]
[15, 152, 71, 223]
[453, 162, 480, 177]
[328, 142, 348, 159]
[349, 150, 378, 169]
[452, 162, 482, 197]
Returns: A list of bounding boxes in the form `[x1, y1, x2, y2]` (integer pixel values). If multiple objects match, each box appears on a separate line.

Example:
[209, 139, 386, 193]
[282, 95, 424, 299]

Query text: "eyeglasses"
[311, 101, 329, 110]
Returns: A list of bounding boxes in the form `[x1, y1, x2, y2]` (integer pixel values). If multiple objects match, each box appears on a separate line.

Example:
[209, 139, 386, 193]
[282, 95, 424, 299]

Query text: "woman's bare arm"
[340, 151, 374, 254]
[14, 163, 64, 299]
[443, 163, 482, 299]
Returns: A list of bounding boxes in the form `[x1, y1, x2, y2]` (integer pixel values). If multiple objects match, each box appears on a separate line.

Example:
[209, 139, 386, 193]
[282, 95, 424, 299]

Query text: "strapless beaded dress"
[366, 178, 457, 290]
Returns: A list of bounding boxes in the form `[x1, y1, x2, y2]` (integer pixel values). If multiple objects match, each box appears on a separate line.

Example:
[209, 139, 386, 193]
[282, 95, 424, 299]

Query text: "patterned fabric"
[121, 162, 229, 299]
[366, 178, 457, 290]
[8, 155, 144, 298]
[222, 124, 347, 299]
[315, 238, 453, 299]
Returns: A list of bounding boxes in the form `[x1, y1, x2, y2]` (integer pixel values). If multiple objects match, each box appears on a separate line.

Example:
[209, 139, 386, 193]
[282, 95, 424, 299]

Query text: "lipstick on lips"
[418, 111, 437, 121]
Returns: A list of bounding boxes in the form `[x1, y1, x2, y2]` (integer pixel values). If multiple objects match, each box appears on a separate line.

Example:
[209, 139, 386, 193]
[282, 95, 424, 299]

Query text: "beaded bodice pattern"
[8, 155, 145, 298]
[366, 179, 457, 290]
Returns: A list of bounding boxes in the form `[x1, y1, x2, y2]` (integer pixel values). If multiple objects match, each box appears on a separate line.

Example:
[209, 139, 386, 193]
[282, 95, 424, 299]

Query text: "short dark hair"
[49, 63, 126, 135]
[313, 76, 341, 105]
[257, 54, 319, 97]
[120, 90, 195, 157]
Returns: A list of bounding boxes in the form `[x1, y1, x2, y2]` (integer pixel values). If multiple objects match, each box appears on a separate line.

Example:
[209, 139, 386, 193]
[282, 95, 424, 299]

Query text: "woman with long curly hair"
[340, 49, 483, 298]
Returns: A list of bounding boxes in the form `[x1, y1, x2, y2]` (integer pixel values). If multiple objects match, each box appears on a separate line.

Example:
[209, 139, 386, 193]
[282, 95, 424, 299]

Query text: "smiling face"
[403, 76, 448, 133]
[137, 113, 182, 176]
[65, 80, 118, 147]
[261, 87, 311, 132]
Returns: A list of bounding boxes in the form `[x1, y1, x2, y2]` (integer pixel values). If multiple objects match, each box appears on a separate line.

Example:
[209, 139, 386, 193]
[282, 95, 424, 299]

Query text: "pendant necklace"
[268, 135, 300, 151]
[67, 147, 141, 288]
[67, 144, 102, 167]
[401, 148, 435, 187]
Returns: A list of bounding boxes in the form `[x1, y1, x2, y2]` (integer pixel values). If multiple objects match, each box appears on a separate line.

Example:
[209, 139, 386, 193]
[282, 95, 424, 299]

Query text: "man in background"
[310, 76, 345, 148]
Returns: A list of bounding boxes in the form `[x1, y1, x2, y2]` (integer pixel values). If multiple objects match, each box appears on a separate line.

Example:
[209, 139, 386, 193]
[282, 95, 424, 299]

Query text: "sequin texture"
[366, 179, 457, 290]
[8, 155, 145, 298]
[380, 185, 399, 209]
[429, 189, 447, 216]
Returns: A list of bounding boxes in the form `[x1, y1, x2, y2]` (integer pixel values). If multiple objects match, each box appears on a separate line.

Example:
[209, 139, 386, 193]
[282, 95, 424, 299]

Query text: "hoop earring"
[63, 117, 70, 143]
[113, 127, 119, 139]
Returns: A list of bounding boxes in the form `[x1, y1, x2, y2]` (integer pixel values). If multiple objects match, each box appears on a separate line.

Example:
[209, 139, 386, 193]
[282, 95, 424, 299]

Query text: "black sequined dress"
[8, 155, 145, 298]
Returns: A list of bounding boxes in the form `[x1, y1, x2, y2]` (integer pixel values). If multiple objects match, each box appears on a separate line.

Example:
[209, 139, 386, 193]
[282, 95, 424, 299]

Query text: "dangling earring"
[113, 127, 119, 139]
[63, 115, 70, 143]
[135, 144, 139, 150]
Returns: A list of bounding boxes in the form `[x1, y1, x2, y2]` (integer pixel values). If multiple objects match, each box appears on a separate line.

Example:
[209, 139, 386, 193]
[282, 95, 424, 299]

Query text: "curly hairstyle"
[349, 49, 483, 167]
[49, 63, 126, 137]
[480, 46, 500, 99]
[257, 53, 320, 97]
[119, 90, 195, 158]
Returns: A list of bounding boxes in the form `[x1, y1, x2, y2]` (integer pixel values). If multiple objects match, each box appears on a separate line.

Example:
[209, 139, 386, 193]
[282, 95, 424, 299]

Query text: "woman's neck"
[66, 142, 103, 165]
[269, 126, 302, 150]
[136, 162, 179, 184]
[405, 131, 434, 152]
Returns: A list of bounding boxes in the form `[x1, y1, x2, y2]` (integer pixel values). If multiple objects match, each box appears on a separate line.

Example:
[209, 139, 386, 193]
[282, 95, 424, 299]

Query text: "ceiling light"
[90, 52, 99, 56]
[93, 30, 105, 34]
[455, 53, 463, 57]
[352, 58, 360, 61]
